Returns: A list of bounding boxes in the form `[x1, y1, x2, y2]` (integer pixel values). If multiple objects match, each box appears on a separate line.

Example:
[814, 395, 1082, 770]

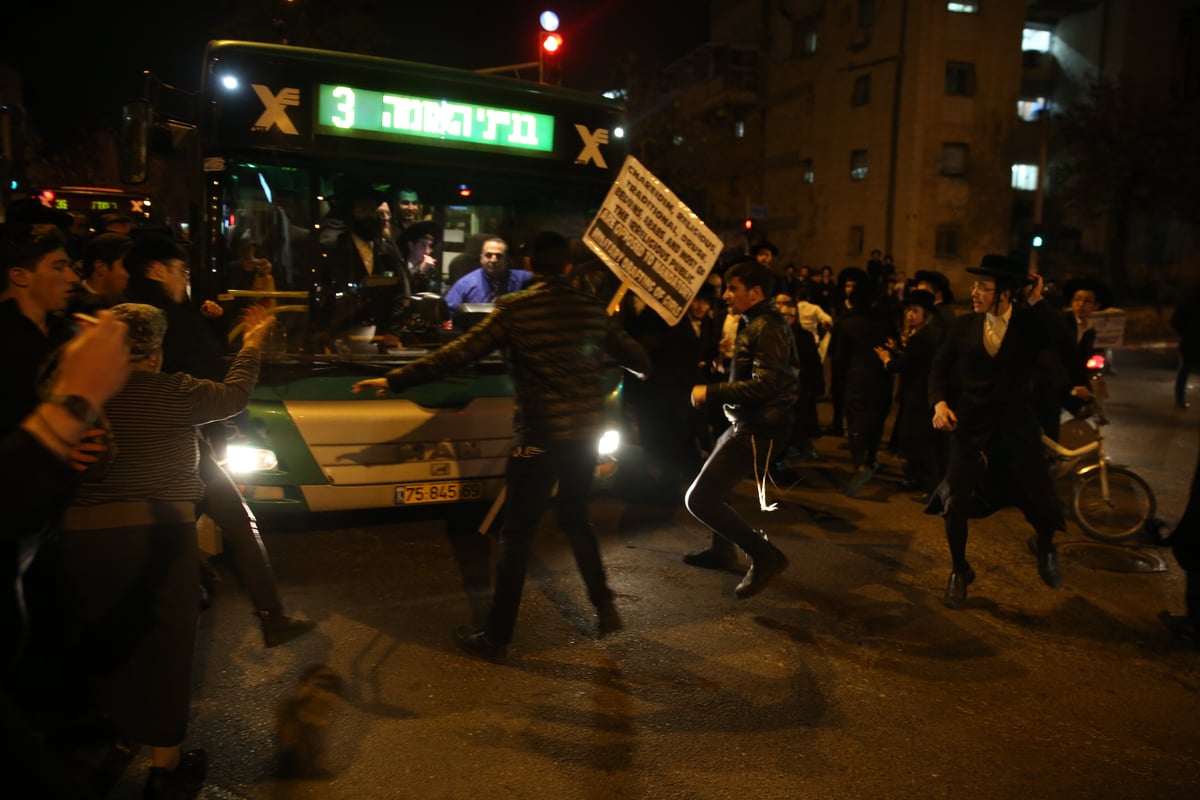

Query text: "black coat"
[927, 306, 1062, 526]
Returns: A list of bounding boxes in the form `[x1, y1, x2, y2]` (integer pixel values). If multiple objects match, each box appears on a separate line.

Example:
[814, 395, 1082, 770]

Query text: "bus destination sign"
[317, 84, 555, 155]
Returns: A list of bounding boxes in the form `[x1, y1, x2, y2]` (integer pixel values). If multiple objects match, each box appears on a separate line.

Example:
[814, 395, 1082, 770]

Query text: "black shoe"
[260, 611, 317, 648]
[144, 748, 207, 800]
[453, 625, 507, 662]
[911, 493, 932, 505]
[682, 546, 738, 570]
[845, 462, 878, 497]
[596, 603, 623, 636]
[1027, 537, 1063, 589]
[735, 542, 789, 600]
[942, 566, 976, 609]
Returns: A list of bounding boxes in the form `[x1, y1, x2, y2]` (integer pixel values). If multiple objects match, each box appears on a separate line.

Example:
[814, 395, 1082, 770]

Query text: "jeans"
[484, 438, 611, 644]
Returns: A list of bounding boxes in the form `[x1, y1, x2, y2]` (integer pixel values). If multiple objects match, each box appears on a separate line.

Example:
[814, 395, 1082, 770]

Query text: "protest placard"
[583, 155, 722, 325]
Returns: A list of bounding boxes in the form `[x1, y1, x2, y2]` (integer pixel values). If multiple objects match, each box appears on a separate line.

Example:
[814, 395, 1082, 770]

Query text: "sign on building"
[583, 156, 722, 325]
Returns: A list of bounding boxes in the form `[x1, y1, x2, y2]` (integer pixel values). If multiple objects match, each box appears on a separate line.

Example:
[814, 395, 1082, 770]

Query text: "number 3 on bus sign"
[331, 87, 355, 129]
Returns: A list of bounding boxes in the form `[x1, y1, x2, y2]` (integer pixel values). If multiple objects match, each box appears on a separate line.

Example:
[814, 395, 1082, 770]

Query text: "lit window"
[852, 74, 872, 106]
[945, 62, 976, 96]
[735, 120, 745, 139]
[1023, 28, 1052, 53]
[1017, 97, 1048, 121]
[848, 225, 865, 256]
[801, 159, 815, 184]
[947, 2, 979, 13]
[850, 149, 869, 181]
[940, 143, 969, 177]
[795, 17, 819, 57]
[1011, 163, 1040, 191]
[935, 224, 961, 258]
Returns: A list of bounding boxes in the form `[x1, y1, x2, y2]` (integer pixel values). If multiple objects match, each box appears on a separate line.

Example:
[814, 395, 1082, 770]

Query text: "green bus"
[135, 40, 628, 514]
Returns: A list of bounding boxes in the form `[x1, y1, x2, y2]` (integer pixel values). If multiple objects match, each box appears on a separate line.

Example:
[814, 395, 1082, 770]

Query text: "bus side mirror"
[119, 100, 150, 185]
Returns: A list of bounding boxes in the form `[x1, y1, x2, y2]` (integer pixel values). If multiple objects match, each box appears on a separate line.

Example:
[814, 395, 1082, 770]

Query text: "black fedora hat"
[903, 288, 938, 317]
[1062, 277, 1111, 310]
[966, 254, 1033, 287]
[751, 240, 779, 257]
[398, 219, 440, 244]
[913, 269, 955, 303]
[837, 266, 869, 287]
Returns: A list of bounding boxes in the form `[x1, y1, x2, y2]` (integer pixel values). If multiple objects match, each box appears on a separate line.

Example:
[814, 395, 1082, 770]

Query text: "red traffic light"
[541, 32, 562, 54]
[744, 219, 754, 231]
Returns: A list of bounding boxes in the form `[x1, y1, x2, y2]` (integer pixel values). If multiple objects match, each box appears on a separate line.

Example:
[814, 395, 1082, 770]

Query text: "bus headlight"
[226, 445, 279, 474]
[597, 429, 620, 457]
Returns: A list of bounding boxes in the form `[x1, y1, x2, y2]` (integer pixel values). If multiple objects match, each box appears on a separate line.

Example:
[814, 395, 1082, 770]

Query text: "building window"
[848, 225, 865, 257]
[947, 2, 979, 13]
[935, 225, 961, 258]
[945, 62, 976, 96]
[1011, 163, 1040, 191]
[1023, 28, 1052, 53]
[795, 17, 819, 57]
[851, 74, 872, 106]
[801, 159, 814, 184]
[1017, 97, 1048, 121]
[734, 120, 745, 139]
[850, 149, 869, 181]
[940, 143, 969, 176]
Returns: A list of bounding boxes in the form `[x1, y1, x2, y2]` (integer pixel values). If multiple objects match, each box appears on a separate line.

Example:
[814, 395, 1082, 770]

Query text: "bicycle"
[1042, 362, 1156, 542]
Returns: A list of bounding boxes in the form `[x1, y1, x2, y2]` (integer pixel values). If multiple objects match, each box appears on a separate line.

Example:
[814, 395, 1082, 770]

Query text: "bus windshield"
[196, 41, 627, 363]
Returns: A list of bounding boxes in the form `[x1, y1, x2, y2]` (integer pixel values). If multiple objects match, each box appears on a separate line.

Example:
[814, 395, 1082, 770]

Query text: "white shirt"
[984, 304, 1013, 357]
[796, 301, 831, 342]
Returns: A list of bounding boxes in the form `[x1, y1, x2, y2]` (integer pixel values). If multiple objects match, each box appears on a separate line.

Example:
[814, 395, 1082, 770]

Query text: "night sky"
[3, 0, 709, 141]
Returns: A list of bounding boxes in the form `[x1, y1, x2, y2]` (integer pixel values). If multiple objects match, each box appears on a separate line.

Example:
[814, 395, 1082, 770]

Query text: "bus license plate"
[394, 481, 483, 505]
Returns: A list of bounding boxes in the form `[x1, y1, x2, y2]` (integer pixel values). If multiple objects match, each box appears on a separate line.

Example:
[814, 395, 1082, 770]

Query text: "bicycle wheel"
[1072, 466, 1157, 542]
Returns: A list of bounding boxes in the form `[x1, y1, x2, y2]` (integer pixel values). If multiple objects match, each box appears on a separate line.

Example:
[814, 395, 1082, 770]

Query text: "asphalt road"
[109, 345, 1200, 800]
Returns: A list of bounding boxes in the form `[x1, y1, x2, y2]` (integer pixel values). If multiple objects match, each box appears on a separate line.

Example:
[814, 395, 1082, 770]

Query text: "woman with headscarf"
[58, 302, 273, 800]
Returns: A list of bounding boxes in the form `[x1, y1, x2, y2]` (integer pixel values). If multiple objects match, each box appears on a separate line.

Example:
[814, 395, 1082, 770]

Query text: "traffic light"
[539, 11, 563, 85]
[744, 218, 754, 232]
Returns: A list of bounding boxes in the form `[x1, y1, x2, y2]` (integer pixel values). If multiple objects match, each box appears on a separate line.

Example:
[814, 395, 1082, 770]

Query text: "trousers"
[484, 438, 612, 644]
[685, 420, 791, 559]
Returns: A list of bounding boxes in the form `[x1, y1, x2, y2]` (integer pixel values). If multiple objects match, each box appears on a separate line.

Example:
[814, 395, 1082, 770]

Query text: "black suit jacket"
[929, 305, 1048, 436]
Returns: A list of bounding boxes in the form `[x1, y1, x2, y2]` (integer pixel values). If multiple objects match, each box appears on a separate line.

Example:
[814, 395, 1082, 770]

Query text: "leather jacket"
[708, 300, 799, 431]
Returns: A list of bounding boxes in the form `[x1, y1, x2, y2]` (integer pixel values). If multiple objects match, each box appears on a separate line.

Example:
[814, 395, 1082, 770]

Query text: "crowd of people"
[1, 204, 314, 798]
[5, 198, 1198, 797]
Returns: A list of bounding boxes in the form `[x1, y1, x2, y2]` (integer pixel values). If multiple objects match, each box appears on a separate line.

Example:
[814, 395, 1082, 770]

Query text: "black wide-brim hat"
[966, 254, 1033, 287]
[751, 240, 779, 257]
[1062, 277, 1111, 310]
[837, 266, 870, 287]
[913, 269, 955, 304]
[903, 288, 938, 317]
[398, 219, 440, 244]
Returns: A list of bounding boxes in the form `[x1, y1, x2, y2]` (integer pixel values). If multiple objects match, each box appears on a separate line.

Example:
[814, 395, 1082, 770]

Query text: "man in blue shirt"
[443, 237, 532, 312]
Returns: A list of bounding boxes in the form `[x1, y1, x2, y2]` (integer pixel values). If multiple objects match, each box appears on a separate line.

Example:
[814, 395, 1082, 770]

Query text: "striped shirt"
[71, 348, 261, 507]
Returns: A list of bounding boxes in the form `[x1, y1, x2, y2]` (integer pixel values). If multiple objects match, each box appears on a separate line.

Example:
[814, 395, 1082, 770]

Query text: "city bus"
[134, 40, 628, 514]
[25, 186, 154, 229]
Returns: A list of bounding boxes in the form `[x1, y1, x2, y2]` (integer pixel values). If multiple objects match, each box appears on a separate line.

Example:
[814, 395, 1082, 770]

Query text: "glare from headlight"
[226, 445, 278, 474]
[597, 429, 620, 456]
